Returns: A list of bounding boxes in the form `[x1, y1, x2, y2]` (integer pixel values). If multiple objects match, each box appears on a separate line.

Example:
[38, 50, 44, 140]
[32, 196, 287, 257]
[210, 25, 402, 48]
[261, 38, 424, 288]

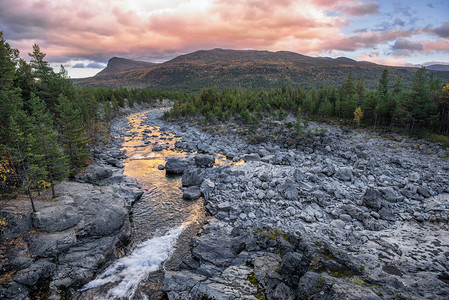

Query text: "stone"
[0, 211, 32, 242]
[26, 230, 77, 258]
[192, 232, 236, 267]
[339, 214, 352, 222]
[75, 164, 113, 184]
[195, 154, 215, 168]
[165, 157, 189, 175]
[31, 205, 78, 232]
[281, 179, 299, 201]
[335, 167, 353, 181]
[183, 186, 202, 200]
[242, 153, 261, 162]
[379, 187, 399, 202]
[330, 219, 346, 228]
[181, 168, 204, 187]
[362, 188, 383, 210]
[279, 252, 308, 286]
[286, 206, 296, 216]
[12, 259, 56, 287]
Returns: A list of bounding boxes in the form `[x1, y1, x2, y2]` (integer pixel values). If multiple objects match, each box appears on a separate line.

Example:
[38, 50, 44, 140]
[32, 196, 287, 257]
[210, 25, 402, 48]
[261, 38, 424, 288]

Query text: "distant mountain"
[73, 49, 449, 91]
[426, 64, 449, 71]
[95, 57, 158, 76]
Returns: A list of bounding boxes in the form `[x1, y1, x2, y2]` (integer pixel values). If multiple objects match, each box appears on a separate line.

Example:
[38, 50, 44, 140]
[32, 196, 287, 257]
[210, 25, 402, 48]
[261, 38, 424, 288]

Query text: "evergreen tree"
[403, 67, 436, 132]
[55, 94, 90, 176]
[9, 116, 37, 211]
[28, 94, 68, 197]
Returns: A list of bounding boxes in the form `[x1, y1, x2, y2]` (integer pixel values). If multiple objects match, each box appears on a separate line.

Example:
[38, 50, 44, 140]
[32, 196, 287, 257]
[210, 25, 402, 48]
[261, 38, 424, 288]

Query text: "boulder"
[281, 179, 299, 200]
[165, 157, 189, 175]
[182, 169, 204, 187]
[195, 155, 215, 168]
[183, 186, 202, 200]
[242, 153, 261, 162]
[335, 167, 353, 181]
[362, 188, 383, 210]
[75, 164, 113, 184]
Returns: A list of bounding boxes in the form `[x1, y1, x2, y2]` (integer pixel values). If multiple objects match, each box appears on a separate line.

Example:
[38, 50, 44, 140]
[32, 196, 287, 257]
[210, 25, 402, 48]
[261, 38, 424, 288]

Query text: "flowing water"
[77, 109, 209, 299]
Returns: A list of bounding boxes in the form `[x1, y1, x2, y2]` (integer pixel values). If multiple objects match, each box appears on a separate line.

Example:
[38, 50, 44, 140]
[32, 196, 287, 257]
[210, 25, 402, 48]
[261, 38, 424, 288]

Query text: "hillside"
[73, 49, 449, 91]
[95, 57, 158, 76]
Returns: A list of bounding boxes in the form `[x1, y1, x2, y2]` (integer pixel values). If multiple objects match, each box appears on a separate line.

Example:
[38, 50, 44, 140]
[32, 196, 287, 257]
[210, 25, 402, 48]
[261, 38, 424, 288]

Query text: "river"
[78, 109, 208, 299]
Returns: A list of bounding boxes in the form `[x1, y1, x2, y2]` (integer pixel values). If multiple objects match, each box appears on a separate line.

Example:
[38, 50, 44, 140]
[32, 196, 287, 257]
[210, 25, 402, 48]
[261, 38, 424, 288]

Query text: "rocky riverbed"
[2, 105, 449, 300]
[140, 112, 449, 299]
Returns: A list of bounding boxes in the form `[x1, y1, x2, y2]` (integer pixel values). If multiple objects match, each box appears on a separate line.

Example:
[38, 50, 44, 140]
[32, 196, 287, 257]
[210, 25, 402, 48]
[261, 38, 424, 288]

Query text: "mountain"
[73, 49, 449, 91]
[426, 64, 449, 71]
[95, 57, 158, 76]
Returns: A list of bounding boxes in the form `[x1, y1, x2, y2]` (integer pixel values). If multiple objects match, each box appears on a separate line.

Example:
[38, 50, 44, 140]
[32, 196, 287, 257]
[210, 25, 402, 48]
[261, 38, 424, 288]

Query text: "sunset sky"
[1, 0, 448, 78]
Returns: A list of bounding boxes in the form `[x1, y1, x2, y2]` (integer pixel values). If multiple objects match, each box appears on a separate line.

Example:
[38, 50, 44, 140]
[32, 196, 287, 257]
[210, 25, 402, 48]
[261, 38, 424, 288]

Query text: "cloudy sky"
[1, 0, 448, 78]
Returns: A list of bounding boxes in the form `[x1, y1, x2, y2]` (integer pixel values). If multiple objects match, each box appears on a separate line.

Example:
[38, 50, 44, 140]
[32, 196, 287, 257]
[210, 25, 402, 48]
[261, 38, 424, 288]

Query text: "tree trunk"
[27, 187, 37, 213]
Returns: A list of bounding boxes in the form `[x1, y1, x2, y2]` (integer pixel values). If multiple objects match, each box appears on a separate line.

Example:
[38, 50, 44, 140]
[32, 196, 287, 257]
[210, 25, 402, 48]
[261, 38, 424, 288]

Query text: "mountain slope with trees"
[73, 48, 449, 92]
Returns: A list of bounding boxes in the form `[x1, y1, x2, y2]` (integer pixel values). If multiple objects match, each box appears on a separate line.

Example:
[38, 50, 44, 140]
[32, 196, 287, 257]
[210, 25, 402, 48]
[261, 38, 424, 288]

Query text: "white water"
[79, 225, 185, 299]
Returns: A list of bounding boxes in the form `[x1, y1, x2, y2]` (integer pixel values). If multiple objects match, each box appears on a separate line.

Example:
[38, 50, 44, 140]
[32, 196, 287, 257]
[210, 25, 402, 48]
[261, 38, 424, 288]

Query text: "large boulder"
[182, 169, 204, 187]
[195, 154, 215, 168]
[165, 157, 189, 175]
[362, 188, 383, 210]
[183, 186, 202, 200]
[75, 164, 113, 184]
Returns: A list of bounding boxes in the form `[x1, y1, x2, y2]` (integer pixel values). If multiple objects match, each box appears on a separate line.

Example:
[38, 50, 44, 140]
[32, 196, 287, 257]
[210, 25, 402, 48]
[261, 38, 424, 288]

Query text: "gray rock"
[26, 229, 77, 257]
[286, 206, 296, 216]
[362, 188, 383, 210]
[77, 206, 127, 237]
[272, 282, 294, 300]
[379, 187, 399, 202]
[279, 252, 308, 286]
[242, 153, 261, 162]
[12, 259, 56, 287]
[0, 282, 30, 300]
[31, 205, 78, 232]
[165, 157, 189, 175]
[281, 179, 299, 201]
[335, 167, 353, 181]
[192, 232, 236, 267]
[330, 219, 346, 228]
[183, 186, 202, 200]
[339, 214, 352, 222]
[75, 164, 113, 184]
[181, 168, 204, 187]
[0, 211, 32, 242]
[195, 154, 215, 168]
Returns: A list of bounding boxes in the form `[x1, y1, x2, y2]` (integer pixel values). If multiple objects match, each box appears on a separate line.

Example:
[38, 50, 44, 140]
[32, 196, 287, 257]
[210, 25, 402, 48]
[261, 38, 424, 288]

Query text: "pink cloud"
[0, 0, 446, 71]
[339, 2, 379, 16]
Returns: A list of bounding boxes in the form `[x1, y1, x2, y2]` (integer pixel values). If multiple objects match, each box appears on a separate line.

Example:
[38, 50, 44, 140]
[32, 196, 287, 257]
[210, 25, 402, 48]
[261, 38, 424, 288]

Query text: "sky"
[1, 0, 448, 78]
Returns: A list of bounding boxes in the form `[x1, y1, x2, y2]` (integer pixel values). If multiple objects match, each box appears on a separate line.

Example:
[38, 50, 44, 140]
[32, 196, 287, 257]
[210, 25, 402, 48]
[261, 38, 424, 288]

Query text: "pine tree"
[28, 93, 68, 197]
[55, 94, 90, 176]
[403, 67, 436, 132]
[9, 116, 37, 212]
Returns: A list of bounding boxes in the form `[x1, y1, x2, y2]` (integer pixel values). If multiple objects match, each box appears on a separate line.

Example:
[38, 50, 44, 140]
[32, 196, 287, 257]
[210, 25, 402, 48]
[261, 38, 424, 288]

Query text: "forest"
[165, 68, 449, 137]
[1, 31, 449, 208]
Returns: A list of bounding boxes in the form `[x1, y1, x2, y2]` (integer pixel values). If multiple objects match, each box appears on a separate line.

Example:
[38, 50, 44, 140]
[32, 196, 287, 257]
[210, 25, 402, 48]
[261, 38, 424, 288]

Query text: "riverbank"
[152, 113, 449, 299]
[0, 103, 164, 299]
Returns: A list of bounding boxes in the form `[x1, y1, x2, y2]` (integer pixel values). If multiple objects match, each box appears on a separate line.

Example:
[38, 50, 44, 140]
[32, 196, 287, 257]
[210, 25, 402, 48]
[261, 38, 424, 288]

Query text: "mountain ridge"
[73, 48, 449, 91]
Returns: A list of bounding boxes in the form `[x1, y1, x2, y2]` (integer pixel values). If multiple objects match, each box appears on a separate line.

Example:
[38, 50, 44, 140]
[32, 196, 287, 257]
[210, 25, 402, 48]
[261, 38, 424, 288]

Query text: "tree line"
[165, 68, 449, 135]
[0, 33, 181, 210]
